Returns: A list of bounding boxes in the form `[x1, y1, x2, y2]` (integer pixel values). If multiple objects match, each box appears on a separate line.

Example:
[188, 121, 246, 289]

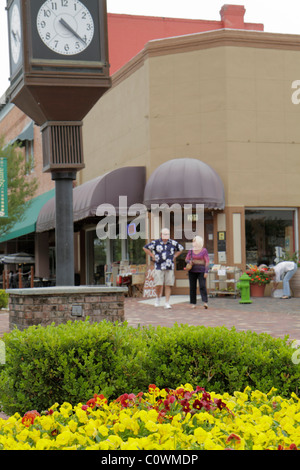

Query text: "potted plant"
[245, 265, 271, 297]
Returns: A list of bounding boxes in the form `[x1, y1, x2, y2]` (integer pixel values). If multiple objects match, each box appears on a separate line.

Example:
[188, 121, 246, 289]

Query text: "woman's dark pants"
[188, 271, 208, 304]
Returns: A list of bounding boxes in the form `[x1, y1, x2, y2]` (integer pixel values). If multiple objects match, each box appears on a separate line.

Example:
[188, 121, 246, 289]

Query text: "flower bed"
[0, 384, 299, 450]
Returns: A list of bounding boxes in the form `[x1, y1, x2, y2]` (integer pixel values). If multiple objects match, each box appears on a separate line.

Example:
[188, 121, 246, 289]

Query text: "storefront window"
[245, 209, 297, 266]
[128, 237, 146, 265]
[86, 230, 107, 285]
[86, 229, 146, 284]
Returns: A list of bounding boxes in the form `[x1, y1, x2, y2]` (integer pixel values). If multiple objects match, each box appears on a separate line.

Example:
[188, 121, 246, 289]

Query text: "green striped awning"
[0, 189, 55, 243]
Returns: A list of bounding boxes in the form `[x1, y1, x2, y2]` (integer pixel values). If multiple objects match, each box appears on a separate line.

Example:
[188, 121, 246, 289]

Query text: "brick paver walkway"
[125, 295, 300, 341]
[1, 294, 299, 341]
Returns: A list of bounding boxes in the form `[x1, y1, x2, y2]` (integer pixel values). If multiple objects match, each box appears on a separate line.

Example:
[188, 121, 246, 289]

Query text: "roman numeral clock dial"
[37, 0, 95, 56]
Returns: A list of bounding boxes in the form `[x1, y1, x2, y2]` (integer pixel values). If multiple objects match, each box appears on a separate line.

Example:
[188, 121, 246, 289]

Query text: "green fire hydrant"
[237, 272, 252, 304]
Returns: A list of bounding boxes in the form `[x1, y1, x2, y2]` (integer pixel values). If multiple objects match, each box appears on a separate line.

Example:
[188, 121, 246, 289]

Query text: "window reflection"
[245, 209, 296, 266]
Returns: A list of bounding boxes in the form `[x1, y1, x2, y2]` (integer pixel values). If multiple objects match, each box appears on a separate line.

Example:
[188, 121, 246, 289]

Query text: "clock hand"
[12, 30, 21, 45]
[11, 30, 18, 43]
[59, 18, 86, 45]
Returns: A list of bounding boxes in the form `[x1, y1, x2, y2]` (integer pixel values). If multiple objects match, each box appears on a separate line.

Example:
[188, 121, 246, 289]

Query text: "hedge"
[0, 319, 299, 415]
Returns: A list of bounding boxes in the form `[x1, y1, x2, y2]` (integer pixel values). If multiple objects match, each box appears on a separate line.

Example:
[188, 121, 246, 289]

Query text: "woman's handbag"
[186, 262, 193, 271]
[185, 253, 193, 271]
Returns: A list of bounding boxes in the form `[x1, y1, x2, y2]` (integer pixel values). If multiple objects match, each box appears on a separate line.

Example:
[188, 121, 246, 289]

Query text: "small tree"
[0, 137, 38, 238]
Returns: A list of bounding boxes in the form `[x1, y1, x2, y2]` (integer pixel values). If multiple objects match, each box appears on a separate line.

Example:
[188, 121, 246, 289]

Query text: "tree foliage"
[0, 137, 38, 238]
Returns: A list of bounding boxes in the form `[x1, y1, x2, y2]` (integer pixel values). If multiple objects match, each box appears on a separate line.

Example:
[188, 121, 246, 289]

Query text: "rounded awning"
[143, 158, 225, 209]
[36, 166, 146, 233]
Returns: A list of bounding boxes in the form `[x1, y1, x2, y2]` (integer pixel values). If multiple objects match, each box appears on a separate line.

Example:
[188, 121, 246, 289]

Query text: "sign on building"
[0, 158, 8, 218]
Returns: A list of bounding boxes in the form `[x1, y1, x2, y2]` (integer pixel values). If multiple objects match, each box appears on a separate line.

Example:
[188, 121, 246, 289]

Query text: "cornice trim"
[111, 29, 300, 88]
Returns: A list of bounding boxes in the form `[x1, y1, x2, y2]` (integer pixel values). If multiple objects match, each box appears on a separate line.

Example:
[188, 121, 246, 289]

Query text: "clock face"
[36, 0, 95, 56]
[10, 3, 22, 64]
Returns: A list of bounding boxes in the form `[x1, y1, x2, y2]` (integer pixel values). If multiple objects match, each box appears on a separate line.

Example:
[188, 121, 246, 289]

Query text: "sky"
[1, 0, 300, 97]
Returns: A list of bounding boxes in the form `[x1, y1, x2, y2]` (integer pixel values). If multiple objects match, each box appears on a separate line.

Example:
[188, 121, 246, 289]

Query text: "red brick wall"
[107, 7, 264, 74]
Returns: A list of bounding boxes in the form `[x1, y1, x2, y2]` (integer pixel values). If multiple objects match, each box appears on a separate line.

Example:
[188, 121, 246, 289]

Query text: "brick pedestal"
[7, 286, 127, 331]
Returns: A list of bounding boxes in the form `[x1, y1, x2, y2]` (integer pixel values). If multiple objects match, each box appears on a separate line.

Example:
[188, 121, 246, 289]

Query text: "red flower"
[214, 398, 227, 410]
[192, 399, 203, 411]
[226, 433, 241, 444]
[163, 395, 176, 411]
[180, 399, 191, 414]
[116, 393, 139, 408]
[86, 398, 96, 409]
[93, 394, 108, 407]
[289, 443, 298, 450]
[175, 388, 185, 399]
[22, 410, 40, 427]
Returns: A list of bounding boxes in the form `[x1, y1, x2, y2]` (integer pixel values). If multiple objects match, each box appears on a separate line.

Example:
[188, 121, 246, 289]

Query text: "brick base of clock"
[7, 286, 127, 331]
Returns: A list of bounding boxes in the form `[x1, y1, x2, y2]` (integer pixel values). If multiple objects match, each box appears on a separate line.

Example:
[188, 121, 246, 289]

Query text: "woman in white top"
[269, 261, 298, 299]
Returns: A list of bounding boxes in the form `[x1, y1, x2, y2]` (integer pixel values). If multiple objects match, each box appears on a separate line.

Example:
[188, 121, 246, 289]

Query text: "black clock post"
[6, 0, 111, 286]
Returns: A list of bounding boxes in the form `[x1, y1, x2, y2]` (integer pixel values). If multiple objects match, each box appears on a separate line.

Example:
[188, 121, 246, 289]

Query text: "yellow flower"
[113, 422, 126, 434]
[59, 402, 73, 418]
[194, 427, 208, 444]
[98, 425, 109, 437]
[68, 419, 78, 433]
[145, 420, 159, 433]
[121, 437, 141, 450]
[255, 415, 273, 433]
[204, 437, 223, 450]
[194, 412, 215, 425]
[55, 430, 74, 447]
[106, 434, 123, 449]
[84, 421, 98, 438]
[28, 428, 41, 444]
[38, 415, 53, 432]
[15, 428, 29, 443]
[75, 408, 89, 424]
[251, 390, 268, 403]
[36, 438, 52, 450]
[280, 416, 296, 434]
[234, 391, 248, 404]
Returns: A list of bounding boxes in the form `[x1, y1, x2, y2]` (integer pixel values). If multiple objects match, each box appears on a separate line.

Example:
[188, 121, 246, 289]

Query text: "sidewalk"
[125, 295, 300, 341]
[0, 295, 300, 341]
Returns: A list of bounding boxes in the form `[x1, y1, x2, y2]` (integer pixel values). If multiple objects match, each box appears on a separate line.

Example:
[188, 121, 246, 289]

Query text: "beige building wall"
[81, 30, 300, 273]
[81, 59, 151, 184]
[82, 29, 300, 211]
[147, 47, 228, 184]
[225, 45, 300, 208]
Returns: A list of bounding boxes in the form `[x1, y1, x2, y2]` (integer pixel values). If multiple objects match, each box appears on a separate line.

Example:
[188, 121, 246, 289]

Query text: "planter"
[290, 268, 300, 298]
[250, 284, 266, 297]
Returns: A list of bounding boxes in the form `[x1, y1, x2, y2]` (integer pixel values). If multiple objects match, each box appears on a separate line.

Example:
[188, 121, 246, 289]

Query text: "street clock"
[7, 0, 111, 286]
[7, 0, 23, 79]
[6, 0, 111, 126]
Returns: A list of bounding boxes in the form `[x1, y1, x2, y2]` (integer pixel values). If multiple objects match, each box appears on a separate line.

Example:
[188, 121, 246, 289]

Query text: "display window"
[245, 209, 297, 266]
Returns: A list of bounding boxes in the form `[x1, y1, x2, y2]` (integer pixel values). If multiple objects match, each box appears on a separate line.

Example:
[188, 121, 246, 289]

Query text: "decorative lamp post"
[6, 0, 111, 285]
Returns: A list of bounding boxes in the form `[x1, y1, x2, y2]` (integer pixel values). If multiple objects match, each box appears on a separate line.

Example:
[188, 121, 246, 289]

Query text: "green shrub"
[0, 320, 299, 415]
[0, 320, 149, 415]
[144, 325, 299, 396]
[0, 290, 8, 309]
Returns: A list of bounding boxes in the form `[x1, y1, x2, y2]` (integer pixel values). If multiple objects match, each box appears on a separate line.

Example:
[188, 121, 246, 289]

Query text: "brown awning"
[143, 158, 225, 209]
[36, 166, 146, 233]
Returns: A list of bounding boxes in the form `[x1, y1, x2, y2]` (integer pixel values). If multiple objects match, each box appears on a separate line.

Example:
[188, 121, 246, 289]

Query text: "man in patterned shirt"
[143, 228, 184, 309]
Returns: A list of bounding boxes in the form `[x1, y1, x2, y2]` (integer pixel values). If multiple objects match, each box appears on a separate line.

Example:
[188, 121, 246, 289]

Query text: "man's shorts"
[154, 269, 175, 286]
